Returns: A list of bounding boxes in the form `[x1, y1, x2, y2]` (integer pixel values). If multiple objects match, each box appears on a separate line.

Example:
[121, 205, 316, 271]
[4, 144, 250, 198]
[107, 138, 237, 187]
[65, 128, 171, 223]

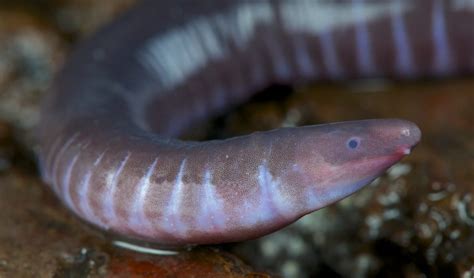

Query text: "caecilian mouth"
[355, 151, 410, 175]
[396, 145, 414, 156]
[401, 147, 411, 155]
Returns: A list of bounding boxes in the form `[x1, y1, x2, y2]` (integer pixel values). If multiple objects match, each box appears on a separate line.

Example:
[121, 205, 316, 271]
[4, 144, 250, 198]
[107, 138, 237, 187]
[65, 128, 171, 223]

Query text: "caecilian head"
[289, 118, 421, 210]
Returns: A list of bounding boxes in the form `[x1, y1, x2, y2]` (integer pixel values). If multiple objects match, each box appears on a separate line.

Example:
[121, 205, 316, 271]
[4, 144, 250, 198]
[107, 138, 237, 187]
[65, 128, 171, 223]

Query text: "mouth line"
[395, 146, 411, 156]
[352, 150, 409, 173]
[397, 144, 417, 156]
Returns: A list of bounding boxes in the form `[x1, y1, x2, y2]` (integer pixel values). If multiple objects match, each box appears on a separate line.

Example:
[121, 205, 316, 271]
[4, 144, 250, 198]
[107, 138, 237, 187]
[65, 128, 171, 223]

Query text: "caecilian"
[38, 0, 472, 248]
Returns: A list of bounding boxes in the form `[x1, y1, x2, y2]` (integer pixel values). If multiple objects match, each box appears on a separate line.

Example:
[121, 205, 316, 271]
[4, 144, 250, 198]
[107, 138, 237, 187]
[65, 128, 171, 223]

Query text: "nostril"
[399, 120, 421, 145]
[401, 127, 411, 137]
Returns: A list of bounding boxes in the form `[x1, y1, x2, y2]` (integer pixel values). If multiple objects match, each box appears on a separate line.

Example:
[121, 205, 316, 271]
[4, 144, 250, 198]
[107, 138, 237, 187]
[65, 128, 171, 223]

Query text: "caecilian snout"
[393, 119, 422, 156]
[398, 119, 422, 150]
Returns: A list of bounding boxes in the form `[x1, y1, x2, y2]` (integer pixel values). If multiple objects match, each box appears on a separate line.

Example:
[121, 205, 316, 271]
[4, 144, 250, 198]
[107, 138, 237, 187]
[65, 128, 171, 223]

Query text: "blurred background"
[0, 1, 472, 277]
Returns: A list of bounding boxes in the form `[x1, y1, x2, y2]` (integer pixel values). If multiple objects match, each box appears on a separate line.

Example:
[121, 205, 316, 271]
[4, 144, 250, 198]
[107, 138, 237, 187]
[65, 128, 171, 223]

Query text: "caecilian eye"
[347, 137, 361, 150]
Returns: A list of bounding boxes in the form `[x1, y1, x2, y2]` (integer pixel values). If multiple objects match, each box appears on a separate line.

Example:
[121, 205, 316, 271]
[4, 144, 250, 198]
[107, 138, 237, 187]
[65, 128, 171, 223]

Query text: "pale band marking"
[280, 1, 407, 34]
[432, 0, 453, 74]
[163, 159, 187, 234]
[320, 31, 344, 79]
[43, 135, 64, 183]
[77, 150, 107, 228]
[140, 2, 273, 91]
[253, 162, 292, 224]
[102, 152, 131, 227]
[129, 158, 158, 233]
[390, 2, 415, 75]
[196, 169, 225, 230]
[61, 152, 80, 211]
[293, 36, 317, 78]
[353, 0, 376, 75]
[51, 132, 80, 194]
[265, 34, 291, 80]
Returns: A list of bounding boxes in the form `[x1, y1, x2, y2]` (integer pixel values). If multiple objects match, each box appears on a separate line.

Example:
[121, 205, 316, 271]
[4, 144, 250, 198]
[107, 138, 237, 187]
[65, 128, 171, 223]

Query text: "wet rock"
[0, 8, 63, 138]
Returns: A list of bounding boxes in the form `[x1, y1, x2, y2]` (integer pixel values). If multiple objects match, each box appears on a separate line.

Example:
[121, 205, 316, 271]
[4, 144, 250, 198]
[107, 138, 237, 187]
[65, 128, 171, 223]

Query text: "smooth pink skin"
[286, 119, 421, 212]
[37, 0, 470, 248]
[228, 119, 422, 243]
[95, 119, 421, 246]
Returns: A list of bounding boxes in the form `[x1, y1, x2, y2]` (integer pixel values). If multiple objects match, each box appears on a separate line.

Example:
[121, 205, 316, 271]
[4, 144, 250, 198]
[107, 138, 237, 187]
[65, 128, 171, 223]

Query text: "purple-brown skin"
[37, 0, 473, 247]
